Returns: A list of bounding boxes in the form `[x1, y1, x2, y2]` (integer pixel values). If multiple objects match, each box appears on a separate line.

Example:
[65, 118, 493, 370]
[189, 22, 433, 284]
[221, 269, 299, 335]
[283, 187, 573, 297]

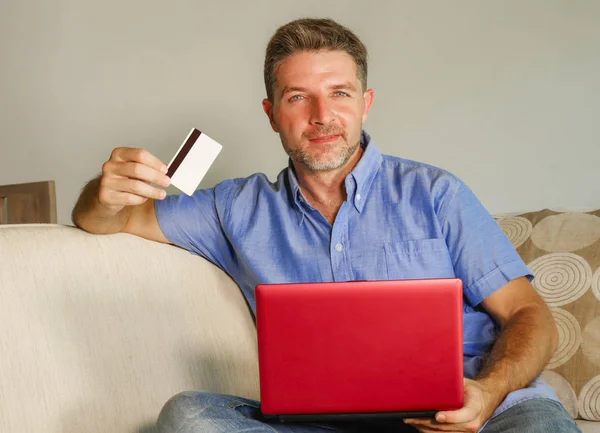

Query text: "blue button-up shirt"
[155, 130, 559, 423]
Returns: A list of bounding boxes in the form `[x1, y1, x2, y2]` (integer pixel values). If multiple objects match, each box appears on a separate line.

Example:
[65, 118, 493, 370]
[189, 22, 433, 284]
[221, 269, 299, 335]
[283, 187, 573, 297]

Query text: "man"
[72, 18, 580, 433]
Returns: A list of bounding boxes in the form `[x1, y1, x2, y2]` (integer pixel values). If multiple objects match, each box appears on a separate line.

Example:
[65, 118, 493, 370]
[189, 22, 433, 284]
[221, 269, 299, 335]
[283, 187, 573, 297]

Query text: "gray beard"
[284, 138, 361, 172]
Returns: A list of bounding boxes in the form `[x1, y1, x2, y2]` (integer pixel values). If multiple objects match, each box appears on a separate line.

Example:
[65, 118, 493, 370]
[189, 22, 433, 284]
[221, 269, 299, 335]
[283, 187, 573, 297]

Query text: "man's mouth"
[308, 135, 340, 143]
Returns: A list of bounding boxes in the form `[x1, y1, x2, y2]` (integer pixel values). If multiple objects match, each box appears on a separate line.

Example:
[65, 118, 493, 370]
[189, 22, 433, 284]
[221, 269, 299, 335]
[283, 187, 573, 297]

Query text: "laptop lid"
[256, 278, 464, 421]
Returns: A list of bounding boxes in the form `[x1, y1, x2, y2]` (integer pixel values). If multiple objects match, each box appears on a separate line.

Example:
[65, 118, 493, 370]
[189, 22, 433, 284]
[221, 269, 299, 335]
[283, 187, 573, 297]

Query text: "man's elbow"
[538, 301, 559, 355]
[521, 302, 559, 359]
[530, 301, 559, 357]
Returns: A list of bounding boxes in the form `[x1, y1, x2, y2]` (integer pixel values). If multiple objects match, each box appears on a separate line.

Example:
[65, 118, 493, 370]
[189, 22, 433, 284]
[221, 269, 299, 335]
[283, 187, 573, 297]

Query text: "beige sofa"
[1, 208, 599, 432]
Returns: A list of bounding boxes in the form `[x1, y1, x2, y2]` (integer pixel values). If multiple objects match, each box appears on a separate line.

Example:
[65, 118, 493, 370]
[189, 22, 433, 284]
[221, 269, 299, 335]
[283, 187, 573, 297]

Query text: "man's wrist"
[476, 376, 508, 413]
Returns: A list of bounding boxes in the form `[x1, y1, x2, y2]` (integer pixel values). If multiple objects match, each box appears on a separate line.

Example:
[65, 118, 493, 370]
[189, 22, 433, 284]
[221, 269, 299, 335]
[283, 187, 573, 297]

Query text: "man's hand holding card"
[98, 128, 222, 214]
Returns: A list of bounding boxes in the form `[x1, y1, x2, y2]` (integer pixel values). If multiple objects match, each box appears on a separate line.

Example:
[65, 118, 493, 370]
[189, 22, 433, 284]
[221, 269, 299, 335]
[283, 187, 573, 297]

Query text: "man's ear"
[262, 99, 279, 133]
[361, 89, 375, 124]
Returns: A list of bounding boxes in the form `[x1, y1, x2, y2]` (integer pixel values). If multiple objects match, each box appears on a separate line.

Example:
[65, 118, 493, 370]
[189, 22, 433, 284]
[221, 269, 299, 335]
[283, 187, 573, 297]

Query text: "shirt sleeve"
[154, 181, 237, 274]
[439, 179, 533, 307]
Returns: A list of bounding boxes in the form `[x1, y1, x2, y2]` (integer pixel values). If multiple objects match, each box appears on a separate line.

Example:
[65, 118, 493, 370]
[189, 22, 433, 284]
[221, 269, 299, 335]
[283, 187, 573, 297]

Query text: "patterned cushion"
[496, 209, 600, 421]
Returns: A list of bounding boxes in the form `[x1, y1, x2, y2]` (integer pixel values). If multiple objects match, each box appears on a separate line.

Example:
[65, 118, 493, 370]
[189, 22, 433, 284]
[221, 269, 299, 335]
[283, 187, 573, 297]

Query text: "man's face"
[263, 50, 374, 172]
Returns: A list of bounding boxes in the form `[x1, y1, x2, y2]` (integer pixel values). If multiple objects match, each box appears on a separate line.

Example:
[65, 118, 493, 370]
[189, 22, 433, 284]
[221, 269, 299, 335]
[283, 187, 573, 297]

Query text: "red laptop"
[256, 278, 464, 422]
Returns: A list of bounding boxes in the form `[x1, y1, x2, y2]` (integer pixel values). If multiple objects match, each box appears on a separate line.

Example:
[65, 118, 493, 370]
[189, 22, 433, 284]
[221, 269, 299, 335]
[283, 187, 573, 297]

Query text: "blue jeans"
[156, 391, 581, 433]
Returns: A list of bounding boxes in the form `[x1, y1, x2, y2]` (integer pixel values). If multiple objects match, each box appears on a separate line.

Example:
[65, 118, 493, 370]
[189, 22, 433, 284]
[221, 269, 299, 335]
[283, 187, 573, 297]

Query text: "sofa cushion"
[0, 225, 260, 433]
[496, 209, 600, 421]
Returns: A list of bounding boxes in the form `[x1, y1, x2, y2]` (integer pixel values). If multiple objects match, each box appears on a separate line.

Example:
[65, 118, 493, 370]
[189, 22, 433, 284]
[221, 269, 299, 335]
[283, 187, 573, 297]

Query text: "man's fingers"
[435, 406, 478, 424]
[117, 178, 167, 200]
[111, 161, 171, 187]
[111, 147, 168, 173]
[403, 418, 460, 431]
[404, 377, 484, 432]
[98, 188, 149, 208]
[110, 191, 150, 207]
[100, 177, 166, 202]
[404, 414, 480, 432]
[435, 406, 477, 424]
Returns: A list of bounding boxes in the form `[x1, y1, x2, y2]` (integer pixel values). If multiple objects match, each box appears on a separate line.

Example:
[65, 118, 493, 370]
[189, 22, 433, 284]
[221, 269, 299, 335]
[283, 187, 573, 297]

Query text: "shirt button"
[356, 194, 361, 200]
[335, 243, 343, 252]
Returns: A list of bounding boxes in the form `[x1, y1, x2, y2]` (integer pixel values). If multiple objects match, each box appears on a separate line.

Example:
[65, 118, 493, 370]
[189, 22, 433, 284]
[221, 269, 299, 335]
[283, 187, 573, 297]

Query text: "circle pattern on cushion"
[498, 217, 532, 249]
[531, 213, 600, 252]
[528, 253, 592, 306]
[541, 370, 578, 419]
[494, 209, 600, 421]
[592, 268, 600, 302]
[582, 316, 600, 368]
[548, 308, 582, 369]
[578, 375, 600, 421]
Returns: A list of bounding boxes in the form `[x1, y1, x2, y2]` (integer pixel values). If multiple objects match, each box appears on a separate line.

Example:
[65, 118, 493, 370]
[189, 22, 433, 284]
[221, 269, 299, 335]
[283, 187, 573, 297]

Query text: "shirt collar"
[347, 130, 383, 212]
[287, 161, 309, 225]
[287, 130, 383, 223]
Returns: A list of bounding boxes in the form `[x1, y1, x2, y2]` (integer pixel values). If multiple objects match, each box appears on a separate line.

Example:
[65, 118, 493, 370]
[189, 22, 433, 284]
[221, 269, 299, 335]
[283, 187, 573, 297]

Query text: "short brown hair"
[264, 18, 368, 102]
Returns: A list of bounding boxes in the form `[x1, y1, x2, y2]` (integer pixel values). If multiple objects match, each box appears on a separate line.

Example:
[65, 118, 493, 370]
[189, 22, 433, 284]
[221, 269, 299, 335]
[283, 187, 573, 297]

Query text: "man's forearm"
[476, 304, 557, 409]
[72, 176, 131, 234]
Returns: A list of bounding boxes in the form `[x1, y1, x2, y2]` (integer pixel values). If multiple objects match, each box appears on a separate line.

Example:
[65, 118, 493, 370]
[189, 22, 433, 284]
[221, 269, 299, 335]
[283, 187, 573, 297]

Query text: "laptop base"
[265, 410, 437, 423]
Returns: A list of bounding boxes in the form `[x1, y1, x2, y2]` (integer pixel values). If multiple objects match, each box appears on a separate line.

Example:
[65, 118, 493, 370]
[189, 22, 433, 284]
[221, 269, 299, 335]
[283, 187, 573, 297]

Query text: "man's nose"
[309, 97, 334, 125]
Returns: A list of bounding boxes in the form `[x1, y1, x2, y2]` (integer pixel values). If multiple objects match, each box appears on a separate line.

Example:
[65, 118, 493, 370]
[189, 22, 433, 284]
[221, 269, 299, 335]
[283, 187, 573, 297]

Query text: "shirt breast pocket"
[384, 238, 456, 280]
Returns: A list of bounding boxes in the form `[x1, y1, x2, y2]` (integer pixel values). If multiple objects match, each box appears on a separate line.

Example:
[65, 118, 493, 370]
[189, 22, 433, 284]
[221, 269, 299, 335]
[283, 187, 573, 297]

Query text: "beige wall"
[1, 0, 599, 225]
